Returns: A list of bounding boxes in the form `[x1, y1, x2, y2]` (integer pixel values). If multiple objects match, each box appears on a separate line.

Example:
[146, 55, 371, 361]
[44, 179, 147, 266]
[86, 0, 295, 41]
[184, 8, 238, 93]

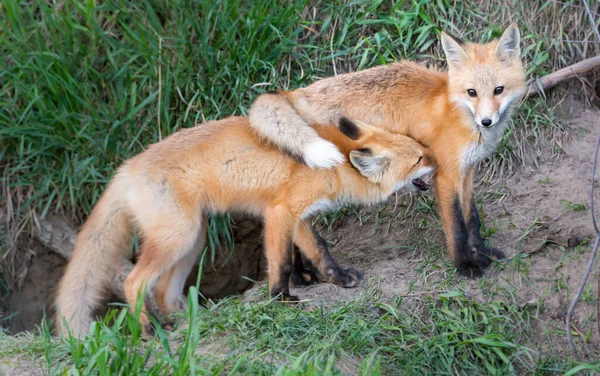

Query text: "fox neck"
[300, 162, 390, 220]
[404, 84, 513, 172]
[457, 102, 513, 171]
[333, 165, 391, 206]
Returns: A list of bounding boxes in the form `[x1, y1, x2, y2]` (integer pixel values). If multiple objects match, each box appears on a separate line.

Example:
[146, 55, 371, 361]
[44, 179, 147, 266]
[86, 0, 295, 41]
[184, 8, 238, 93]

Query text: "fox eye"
[467, 89, 477, 97]
[416, 155, 422, 165]
[494, 86, 504, 95]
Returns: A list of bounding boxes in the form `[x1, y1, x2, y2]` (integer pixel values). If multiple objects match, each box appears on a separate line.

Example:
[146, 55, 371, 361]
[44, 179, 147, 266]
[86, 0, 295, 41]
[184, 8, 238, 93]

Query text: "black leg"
[269, 243, 299, 302]
[467, 200, 505, 267]
[290, 245, 319, 287]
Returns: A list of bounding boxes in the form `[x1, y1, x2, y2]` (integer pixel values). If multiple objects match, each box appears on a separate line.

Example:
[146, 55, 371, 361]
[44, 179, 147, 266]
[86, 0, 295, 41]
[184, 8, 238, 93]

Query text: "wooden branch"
[525, 55, 600, 98]
[32, 214, 130, 302]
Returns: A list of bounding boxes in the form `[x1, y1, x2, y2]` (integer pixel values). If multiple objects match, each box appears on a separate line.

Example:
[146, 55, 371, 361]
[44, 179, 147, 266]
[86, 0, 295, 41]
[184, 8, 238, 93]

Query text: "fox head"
[336, 118, 436, 195]
[441, 24, 526, 129]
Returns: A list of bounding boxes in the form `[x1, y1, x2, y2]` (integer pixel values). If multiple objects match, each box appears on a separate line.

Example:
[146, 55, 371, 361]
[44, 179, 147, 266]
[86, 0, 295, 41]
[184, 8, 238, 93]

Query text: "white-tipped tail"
[302, 139, 345, 169]
[249, 92, 338, 167]
[55, 179, 132, 338]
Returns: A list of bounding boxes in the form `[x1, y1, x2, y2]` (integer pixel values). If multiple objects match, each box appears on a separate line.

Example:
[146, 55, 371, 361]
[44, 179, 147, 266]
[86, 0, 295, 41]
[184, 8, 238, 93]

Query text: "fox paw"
[327, 267, 363, 288]
[456, 247, 505, 279]
[456, 263, 485, 279]
[142, 322, 155, 337]
[143, 320, 175, 336]
[474, 246, 506, 269]
[279, 293, 301, 303]
[484, 247, 506, 261]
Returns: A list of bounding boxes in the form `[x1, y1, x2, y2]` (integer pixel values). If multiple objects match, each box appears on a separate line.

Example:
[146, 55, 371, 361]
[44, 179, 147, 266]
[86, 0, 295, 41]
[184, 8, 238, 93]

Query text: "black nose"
[481, 118, 492, 127]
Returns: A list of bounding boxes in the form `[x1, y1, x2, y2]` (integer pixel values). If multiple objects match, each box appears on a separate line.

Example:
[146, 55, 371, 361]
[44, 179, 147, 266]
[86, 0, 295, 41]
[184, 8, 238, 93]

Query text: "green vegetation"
[1, 0, 590, 253]
[1, 285, 596, 375]
[2, 0, 599, 373]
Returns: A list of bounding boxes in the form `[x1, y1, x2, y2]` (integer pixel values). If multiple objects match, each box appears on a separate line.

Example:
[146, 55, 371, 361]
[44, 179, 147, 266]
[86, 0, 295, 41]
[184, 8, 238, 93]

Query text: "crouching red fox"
[55, 116, 435, 338]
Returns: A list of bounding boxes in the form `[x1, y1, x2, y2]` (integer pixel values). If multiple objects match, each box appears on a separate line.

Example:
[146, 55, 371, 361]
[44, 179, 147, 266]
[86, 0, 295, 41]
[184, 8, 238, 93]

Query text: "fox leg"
[155, 214, 209, 317]
[435, 170, 485, 278]
[123, 216, 202, 335]
[290, 245, 319, 287]
[293, 220, 362, 288]
[264, 205, 298, 301]
[460, 168, 505, 268]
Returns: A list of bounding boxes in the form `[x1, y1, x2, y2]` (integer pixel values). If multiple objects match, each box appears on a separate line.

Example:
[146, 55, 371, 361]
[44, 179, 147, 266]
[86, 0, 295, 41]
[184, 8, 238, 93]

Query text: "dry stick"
[565, 136, 600, 361]
[525, 55, 600, 98]
[32, 215, 131, 303]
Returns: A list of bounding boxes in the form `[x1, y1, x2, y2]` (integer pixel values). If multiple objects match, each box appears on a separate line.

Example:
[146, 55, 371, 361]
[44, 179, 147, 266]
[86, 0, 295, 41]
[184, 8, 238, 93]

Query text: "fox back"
[121, 117, 433, 218]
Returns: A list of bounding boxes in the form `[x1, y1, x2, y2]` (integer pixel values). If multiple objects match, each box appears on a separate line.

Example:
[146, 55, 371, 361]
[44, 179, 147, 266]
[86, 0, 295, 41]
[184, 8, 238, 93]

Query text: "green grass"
[2, 0, 600, 373]
[1, 284, 598, 375]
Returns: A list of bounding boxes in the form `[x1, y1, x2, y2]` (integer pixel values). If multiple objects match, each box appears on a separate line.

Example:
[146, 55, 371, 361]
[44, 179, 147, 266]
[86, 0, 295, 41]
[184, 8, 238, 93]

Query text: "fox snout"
[407, 152, 436, 193]
[474, 97, 501, 128]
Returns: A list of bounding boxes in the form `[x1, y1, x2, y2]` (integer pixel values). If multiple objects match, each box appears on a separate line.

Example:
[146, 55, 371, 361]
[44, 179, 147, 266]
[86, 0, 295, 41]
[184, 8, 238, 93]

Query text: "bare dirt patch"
[6, 242, 66, 334]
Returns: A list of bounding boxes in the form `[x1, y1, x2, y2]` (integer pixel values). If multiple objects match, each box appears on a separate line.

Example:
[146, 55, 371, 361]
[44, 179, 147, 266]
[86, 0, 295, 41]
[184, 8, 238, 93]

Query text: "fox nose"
[481, 118, 492, 127]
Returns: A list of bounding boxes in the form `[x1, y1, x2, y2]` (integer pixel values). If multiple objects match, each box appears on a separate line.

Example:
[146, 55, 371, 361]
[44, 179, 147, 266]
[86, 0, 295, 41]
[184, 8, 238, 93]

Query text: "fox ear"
[495, 24, 521, 61]
[349, 149, 389, 182]
[441, 31, 468, 66]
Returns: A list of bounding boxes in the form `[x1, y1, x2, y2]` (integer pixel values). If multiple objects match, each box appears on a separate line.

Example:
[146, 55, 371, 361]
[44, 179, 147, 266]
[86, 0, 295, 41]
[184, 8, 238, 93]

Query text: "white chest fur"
[461, 121, 507, 171]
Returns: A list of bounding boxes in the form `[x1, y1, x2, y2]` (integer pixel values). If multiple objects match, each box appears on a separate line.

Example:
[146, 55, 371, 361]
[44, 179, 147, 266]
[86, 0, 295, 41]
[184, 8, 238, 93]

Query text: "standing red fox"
[55, 116, 434, 338]
[248, 25, 526, 278]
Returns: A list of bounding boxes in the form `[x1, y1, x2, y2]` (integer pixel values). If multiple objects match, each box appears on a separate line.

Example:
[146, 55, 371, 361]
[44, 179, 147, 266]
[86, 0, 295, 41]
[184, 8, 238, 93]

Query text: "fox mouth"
[412, 178, 430, 191]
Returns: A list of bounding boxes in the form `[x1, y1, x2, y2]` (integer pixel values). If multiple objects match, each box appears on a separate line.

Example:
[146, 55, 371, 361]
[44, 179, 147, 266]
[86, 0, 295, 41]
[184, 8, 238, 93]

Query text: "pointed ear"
[495, 24, 521, 62]
[349, 149, 389, 181]
[441, 31, 469, 66]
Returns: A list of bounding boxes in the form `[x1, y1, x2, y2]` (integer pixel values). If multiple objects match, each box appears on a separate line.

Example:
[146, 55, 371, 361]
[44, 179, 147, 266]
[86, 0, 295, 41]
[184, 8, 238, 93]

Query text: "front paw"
[143, 320, 176, 336]
[456, 262, 485, 279]
[485, 247, 506, 261]
[325, 267, 363, 288]
[455, 247, 505, 279]
[475, 246, 506, 268]
[279, 293, 300, 303]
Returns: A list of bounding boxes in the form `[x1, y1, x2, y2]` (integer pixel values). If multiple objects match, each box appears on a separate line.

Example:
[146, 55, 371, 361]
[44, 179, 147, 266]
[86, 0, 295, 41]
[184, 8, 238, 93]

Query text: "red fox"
[55, 116, 434, 338]
[248, 25, 526, 278]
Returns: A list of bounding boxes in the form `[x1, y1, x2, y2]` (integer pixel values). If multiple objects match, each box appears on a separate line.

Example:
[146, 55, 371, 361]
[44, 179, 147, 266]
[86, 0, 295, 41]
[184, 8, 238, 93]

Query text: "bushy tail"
[55, 178, 133, 338]
[248, 92, 344, 169]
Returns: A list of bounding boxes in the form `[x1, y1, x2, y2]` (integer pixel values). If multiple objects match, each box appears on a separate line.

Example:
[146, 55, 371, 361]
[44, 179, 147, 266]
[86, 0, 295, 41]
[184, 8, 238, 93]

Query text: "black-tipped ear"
[495, 24, 521, 61]
[338, 117, 361, 140]
[441, 31, 469, 66]
[349, 150, 389, 181]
